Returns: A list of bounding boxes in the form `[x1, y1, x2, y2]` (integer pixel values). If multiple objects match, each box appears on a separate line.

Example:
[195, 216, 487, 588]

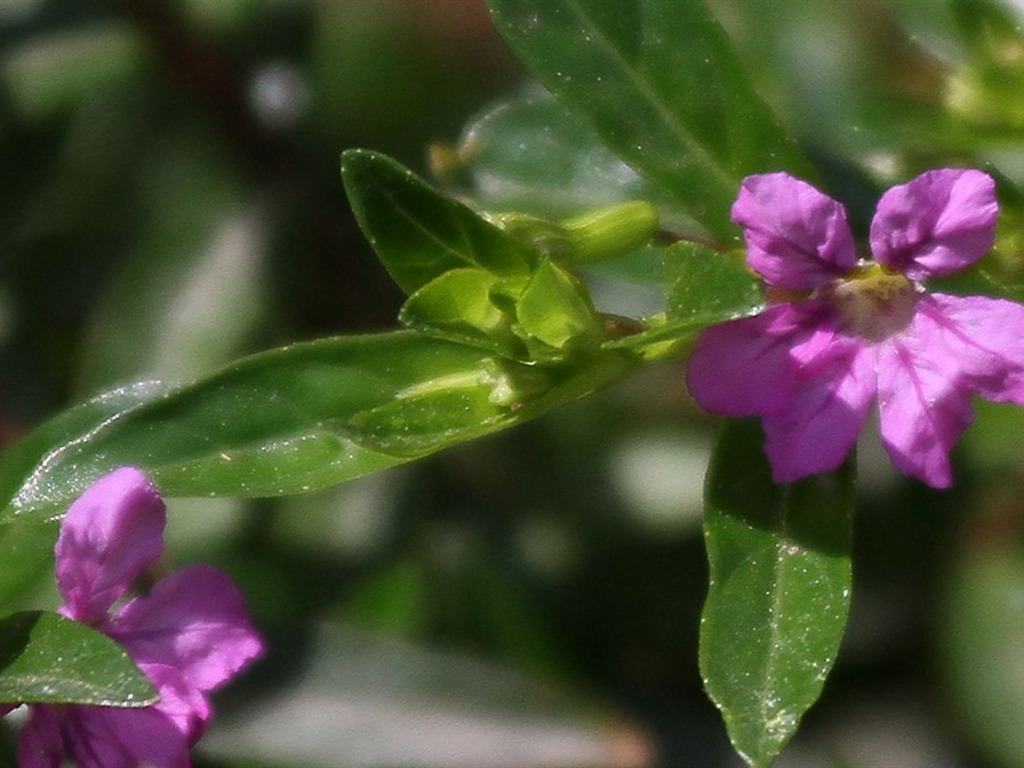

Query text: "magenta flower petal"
[113, 564, 264, 696]
[18, 706, 62, 768]
[870, 169, 997, 280]
[686, 302, 831, 417]
[16, 468, 263, 766]
[923, 293, 1024, 403]
[694, 167, 1024, 486]
[731, 172, 856, 289]
[55, 467, 165, 624]
[61, 707, 190, 768]
[762, 338, 876, 482]
[130, 661, 212, 743]
[877, 313, 975, 488]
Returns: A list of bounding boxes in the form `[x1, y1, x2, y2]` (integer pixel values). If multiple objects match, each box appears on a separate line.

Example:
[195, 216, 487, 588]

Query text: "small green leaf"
[400, 256, 612, 365]
[0, 333, 638, 522]
[603, 242, 764, 357]
[399, 268, 528, 358]
[0, 611, 156, 707]
[666, 242, 764, 322]
[700, 419, 853, 767]
[487, 0, 815, 239]
[341, 149, 536, 294]
[515, 258, 604, 360]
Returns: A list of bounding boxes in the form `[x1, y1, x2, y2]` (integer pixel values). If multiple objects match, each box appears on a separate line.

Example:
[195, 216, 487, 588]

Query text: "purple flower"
[686, 169, 1024, 488]
[13, 467, 263, 768]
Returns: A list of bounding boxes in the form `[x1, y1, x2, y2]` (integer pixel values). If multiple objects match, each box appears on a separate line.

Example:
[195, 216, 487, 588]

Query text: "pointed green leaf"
[487, 0, 815, 240]
[0, 381, 176, 513]
[700, 419, 853, 767]
[399, 257, 608, 365]
[341, 149, 536, 294]
[0, 333, 637, 522]
[399, 268, 528, 358]
[515, 258, 604, 360]
[0, 611, 156, 707]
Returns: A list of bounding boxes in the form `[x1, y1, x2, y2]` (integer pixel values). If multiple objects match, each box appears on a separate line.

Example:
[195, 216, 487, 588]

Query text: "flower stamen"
[827, 263, 918, 341]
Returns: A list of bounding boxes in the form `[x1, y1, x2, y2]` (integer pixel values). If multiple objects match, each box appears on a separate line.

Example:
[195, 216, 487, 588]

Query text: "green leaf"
[399, 268, 529, 358]
[666, 242, 762, 319]
[486, 0, 815, 240]
[0, 523, 56, 617]
[399, 256, 607, 365]
[603, 242, 763, 357]
[0, 384, 172, 606]
[514, 258, 604, 360]
[341, 149, 536, 294]
[0, 332, 637, 522]
[0, 611, 156, 707]
[0, 381, 176, 515]
[451, 92, 695, 229]
[700, 419, 853, 767]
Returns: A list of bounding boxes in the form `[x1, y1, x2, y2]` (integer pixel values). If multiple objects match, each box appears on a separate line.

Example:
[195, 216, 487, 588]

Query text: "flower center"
[827, 263, 918, 342]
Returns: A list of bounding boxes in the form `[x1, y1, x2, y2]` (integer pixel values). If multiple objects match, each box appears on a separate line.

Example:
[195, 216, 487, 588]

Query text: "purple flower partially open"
[14, 468, 263, 768]
[686, 169, 1024, 488]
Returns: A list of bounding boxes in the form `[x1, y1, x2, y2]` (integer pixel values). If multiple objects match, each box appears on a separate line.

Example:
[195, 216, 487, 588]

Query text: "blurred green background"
[4, 1, 1024, 767]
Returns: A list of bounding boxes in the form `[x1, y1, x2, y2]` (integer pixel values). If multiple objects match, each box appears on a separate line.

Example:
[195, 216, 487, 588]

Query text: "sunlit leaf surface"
[487, 0, 814, 239]
[342, 149, 537, 294]
[0, 611, 155, 707]
[700, 420, 853, 767]
[0, 333, 637, 523]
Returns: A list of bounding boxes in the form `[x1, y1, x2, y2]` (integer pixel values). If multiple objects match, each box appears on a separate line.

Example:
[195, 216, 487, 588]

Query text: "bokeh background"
[4, 1, 1024, 766]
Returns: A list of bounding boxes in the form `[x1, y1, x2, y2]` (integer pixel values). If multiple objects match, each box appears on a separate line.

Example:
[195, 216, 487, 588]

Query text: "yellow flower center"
[827, 263, 918, 342]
